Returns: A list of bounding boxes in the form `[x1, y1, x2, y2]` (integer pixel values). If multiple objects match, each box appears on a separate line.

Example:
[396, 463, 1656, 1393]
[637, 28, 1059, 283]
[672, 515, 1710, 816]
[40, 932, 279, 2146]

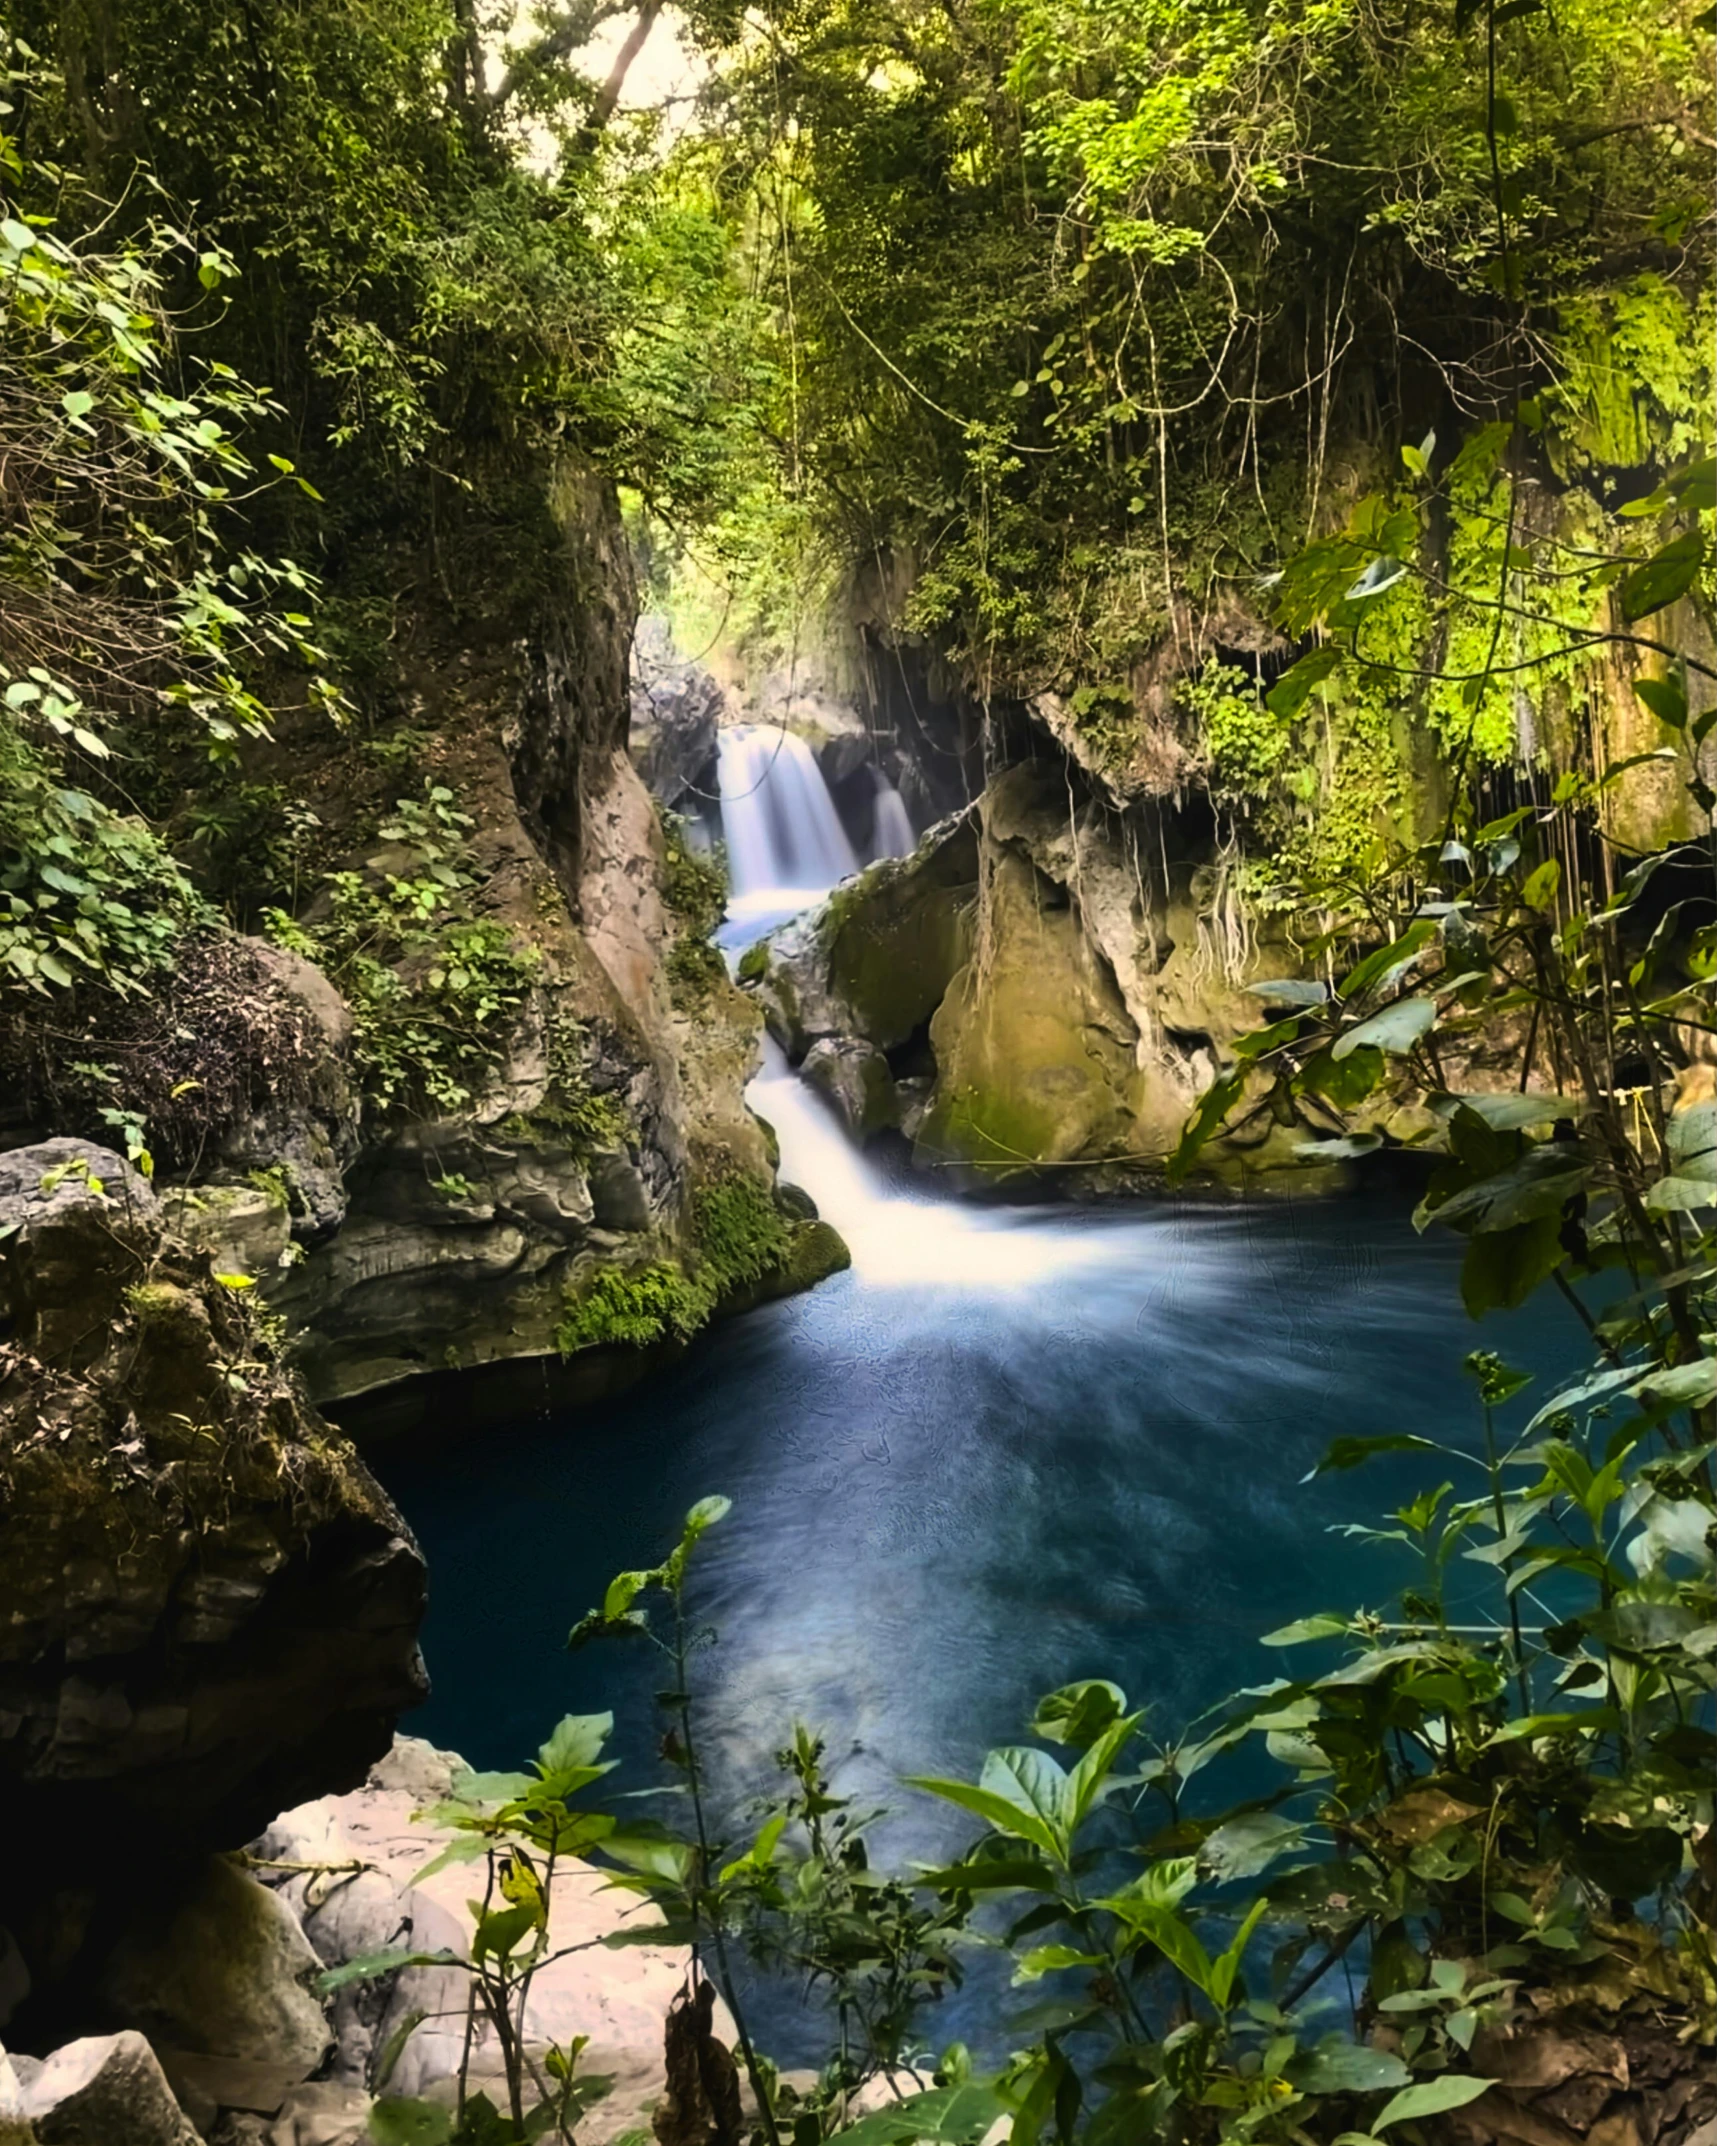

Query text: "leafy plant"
[264, 784, 540, 1116]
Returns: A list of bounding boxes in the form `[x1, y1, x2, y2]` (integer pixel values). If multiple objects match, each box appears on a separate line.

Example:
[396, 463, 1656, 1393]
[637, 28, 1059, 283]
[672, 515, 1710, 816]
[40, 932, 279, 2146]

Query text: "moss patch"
[553, 1173, 820, 1356]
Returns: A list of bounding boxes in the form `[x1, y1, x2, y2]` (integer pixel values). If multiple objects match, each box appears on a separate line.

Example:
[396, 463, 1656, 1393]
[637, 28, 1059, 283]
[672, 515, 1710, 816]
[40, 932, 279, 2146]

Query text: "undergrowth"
[553, 1173, 793, 1355]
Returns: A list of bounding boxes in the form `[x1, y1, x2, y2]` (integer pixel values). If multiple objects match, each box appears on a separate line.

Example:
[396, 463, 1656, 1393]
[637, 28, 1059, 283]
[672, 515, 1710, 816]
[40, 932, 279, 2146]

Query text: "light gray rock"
[265, 2083, 373, 2146]
[0, 2042, 33, 2146]
[19, 2032, 201, 2146]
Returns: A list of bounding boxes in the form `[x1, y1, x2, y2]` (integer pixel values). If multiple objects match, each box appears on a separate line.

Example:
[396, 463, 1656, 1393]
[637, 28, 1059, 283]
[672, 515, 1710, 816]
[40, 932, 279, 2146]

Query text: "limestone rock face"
[0, 1142, 427, 1885]
[744, 763, 1333, 1189]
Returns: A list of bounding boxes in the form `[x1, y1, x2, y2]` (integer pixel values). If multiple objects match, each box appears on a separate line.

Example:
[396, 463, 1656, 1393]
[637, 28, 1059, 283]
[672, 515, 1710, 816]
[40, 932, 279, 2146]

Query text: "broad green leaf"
[1207, 1894, 1270, 2008]
[1261, 1612, 1351, 1643]
[830, 2084, 1008, 2146]
[1303, 1435, 1446, 1482]
[1339, 921, 1437, 1000]
[1334, 997, 1436, 1059]
[917, 1855, 1060, 1894]
[538, 1712, 613, 1777]
[1634, 674, 1688, 729]
[1286, 2044, 1411, 2095]
[367, 2100, 453, 2146]
[1374, 2076, 1496, 2128]
[906, 1774, 1063, 1860]
[1432, 1091, 1580, 1132]
[316, 1947, 463, 1995]
[1201, 1811, 1306, 1882]
[1620, 531, 1704, 623]
[1113, 1898, 1213, 1993]
[603, 1571, 654, 1620]
[684, 1495, 731, 1539]
[1166, 1070, 1246, 1186]
[472, 1901, 540, 1963]
[1246, 978, 1328, 1007]
[1031, 1679, 1128, 1748]
[1461, 1214, 1563, 1318]
[1012, 1944, 1105, 1984]
[1266, 646, 1344, 720]
[1521, 858, 1561, 910]
[1065, 1710, 1140, 1831]
[1484, 1707, 1620, 1746]
[600, 1830, 695, 1884]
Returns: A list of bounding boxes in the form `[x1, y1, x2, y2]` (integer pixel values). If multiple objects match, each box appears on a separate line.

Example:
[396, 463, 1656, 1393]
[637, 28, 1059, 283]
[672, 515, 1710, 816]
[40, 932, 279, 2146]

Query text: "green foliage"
[265, 785, 539, 1115]
[1177, 661, 1283, 800]
[660, 813, 728, 939]
[0, 722, 208, 995]
[554, 1175, 794, 1355]
[660, 807, 731, 1009]
[553, 1261, 710, 1353]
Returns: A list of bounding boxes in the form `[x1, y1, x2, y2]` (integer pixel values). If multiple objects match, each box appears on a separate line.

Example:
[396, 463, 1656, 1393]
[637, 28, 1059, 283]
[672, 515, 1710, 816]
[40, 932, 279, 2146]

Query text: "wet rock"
[16, 2032, 202, 2146]
[745, 807, 979, 1061]
[802, 1039, 900, 1142]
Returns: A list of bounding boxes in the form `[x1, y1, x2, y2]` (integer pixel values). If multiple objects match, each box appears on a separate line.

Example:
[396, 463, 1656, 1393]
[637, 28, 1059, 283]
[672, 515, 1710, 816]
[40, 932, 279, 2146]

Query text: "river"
[381, 1044, 1566, 1850]
[376, 752, 1571, 2054]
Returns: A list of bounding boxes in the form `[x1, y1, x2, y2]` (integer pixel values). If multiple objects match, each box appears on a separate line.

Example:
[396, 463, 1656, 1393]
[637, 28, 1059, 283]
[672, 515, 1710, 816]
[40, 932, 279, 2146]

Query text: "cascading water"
[717, 725, 858, 930]
[868, 776, 916, 862]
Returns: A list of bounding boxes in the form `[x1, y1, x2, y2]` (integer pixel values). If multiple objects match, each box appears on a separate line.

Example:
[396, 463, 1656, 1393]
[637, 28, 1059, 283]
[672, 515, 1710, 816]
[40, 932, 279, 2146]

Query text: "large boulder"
[746, 808, 979, 1071]
[0, 1142, 427, 1918]
[97, 1858, 333, 2123]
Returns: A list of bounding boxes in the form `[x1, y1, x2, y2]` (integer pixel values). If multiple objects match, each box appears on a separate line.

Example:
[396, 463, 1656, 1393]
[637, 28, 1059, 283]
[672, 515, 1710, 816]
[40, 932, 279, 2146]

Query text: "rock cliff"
[2, 458, 841, 1409]
[0, 1138, 427, 2031]
[745, 755, 1489, 1190]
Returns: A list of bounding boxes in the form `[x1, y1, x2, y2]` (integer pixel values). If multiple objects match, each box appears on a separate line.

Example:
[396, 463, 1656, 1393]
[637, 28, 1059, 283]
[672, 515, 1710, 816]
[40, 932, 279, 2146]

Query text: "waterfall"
[870, 778, 915, 862]
[718, 724, 859, 924]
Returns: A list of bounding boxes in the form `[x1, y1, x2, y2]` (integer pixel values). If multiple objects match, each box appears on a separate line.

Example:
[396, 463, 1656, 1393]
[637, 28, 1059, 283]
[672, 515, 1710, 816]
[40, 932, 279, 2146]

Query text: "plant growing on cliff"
[553, 1176, 795, 1355]
[264, 784, 540, 1116]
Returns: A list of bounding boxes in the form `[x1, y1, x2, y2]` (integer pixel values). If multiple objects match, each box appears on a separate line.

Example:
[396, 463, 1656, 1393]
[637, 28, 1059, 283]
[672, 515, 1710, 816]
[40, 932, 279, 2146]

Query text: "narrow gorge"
[0, 1, 1713, 2143]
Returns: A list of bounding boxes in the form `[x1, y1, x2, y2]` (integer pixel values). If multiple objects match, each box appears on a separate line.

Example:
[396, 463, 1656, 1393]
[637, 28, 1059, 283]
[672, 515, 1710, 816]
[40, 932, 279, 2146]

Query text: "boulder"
[264, 2083, 373, 2146]
[0, 1143, 427, 1915]
[208, 943, 363, 1242]
[802, 1039, 900, 1142]
[16, 2032, 201, 2146]
[98, 1858, 332, 2110]
[746, 807, 979, 1061]
[253, 1736, 730, 2144]
[629, 617, 724, 807]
